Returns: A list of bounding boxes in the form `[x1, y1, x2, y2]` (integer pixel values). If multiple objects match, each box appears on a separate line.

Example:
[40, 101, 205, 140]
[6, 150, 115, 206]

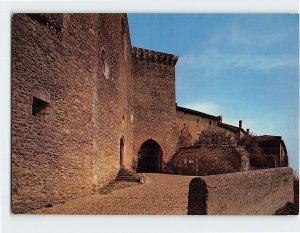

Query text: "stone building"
[176, 106, 222, 147]
[11, 13, 288, 213]
[176, 105, 247, 147]
[12, 13, 135, 213]
[173, 112, 251, 176]
[253, 135, 288, 168]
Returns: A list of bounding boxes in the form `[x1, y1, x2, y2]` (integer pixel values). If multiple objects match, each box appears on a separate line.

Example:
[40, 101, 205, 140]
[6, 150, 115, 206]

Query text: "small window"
[197, 119, 199, 125]
[100, 49, 110, 79]
[209, 121, 212, 126]
[32, 96, 50, 116]
[121, 115, 125, 130]
[130, 114, 134, 123]
[130, 109, 134, 123]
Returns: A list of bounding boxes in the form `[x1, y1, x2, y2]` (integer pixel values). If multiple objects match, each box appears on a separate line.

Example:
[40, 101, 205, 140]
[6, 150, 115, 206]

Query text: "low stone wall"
[188, 167, 294, 215]
[172, 145, 243, 176]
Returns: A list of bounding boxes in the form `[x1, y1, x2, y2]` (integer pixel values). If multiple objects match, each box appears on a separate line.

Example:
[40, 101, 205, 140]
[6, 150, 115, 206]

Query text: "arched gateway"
[137, 139, 162, 172]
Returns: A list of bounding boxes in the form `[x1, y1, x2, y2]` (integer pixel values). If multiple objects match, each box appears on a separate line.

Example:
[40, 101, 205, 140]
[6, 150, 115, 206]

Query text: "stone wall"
[172, 145, 243, 176]
[188, 167, 294, 215]
[132, 48, 178, 170]
[11, 13, 133, 213]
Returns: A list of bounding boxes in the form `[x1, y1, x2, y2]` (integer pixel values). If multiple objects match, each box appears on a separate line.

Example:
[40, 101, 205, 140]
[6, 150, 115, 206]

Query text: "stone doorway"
[120, 136, 125, 168]
[137, 139, 162, 172]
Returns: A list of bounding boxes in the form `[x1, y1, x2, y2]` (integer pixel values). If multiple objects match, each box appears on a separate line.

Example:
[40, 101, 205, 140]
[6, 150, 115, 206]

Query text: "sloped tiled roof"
[176, 105, 220, 121]
[217, 122, 247, 134]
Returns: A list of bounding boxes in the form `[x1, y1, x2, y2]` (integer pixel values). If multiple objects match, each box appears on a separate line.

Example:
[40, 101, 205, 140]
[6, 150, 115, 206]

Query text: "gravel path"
[31, 173, 196, 215]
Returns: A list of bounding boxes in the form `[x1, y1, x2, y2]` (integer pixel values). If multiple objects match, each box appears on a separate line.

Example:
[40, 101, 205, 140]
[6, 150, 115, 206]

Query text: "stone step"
[116, 176, 140, 180]
[115, 177, 142, 182]
[118, 170, 135, 175]
[118, 172, 138, 177]
[116, 169, 145, 183]
[117, 174, 140, 178]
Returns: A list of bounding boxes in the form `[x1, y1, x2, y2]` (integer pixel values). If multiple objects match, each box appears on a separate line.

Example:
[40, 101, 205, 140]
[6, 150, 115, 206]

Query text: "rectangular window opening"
[32, 96, 50, 116]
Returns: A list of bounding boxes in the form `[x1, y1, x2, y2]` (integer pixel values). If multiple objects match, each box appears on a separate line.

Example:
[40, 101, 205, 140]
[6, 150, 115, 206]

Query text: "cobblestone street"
[31, 173, 196, 215]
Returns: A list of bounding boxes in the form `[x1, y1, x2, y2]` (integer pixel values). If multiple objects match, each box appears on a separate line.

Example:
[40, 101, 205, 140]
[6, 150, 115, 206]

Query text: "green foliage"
[194, 129, 236, 147]
[238, 134, 261, 155]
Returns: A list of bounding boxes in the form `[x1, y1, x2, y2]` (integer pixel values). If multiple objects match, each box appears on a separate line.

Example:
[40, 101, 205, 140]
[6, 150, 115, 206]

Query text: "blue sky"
[128, 14, 299, 171]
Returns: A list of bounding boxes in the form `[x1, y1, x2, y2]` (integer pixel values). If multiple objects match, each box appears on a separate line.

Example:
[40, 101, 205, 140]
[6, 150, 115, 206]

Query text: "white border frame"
[1, 1, 299, 232]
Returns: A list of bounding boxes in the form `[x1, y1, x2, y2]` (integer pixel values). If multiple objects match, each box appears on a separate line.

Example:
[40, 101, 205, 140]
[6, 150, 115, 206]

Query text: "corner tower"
[132, 47, 178, 172]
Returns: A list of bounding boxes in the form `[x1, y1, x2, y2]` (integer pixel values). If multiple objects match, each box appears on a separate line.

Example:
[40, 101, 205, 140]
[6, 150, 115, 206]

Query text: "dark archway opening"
[137, 139, 162, 172]
[120, 136, 125, 169]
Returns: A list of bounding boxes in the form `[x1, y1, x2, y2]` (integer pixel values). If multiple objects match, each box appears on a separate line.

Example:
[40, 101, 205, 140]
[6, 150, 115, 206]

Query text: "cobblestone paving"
[32, 173, 196, 215]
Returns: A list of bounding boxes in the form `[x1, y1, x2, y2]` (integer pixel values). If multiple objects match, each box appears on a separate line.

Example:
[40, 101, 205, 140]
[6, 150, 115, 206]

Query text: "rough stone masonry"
[12, 13, 135, 213]
[11, 13, 291, 214]
[188, 167, 294, 215]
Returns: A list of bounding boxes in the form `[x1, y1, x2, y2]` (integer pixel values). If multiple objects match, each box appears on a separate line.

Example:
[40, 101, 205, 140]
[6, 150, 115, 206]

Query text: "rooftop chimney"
[247, 128, 250, 134]
[239, 120, 242, 128]
[217, 115, 222, 123]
